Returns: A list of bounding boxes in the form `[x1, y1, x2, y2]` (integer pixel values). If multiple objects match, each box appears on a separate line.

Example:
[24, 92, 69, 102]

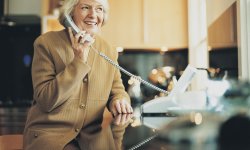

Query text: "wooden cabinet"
[143, 0, 188, 48]
[101, 0, 188, 49]
[41, 0, 188, 49]
[208, 3, 237, 48]
[100, 0, 143, 48]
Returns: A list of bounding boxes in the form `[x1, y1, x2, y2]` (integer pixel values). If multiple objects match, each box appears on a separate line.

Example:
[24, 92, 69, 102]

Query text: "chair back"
[0, 134, 23, 150]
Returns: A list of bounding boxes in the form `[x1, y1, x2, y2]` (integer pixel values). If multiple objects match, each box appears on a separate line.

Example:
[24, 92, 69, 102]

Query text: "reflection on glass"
[68, 114, 131, 150]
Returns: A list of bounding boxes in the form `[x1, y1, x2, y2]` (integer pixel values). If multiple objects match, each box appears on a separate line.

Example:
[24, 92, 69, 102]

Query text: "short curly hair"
[58, 0, 109, 26]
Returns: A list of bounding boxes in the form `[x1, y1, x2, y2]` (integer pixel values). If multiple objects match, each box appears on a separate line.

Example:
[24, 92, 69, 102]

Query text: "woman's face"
[72, 0, 104, 35]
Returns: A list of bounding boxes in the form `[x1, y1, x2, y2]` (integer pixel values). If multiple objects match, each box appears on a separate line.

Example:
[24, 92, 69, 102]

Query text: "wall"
[6, 0, 41, 16]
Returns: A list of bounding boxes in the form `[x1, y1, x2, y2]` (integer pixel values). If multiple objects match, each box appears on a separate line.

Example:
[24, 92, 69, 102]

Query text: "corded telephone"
[63, 14, 94, 43]
[62, 13, 169, 94]
[62, 14, 198, 113]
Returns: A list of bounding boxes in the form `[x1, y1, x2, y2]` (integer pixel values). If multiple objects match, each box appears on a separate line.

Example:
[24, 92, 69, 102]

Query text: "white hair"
[58, 0, 109, 26]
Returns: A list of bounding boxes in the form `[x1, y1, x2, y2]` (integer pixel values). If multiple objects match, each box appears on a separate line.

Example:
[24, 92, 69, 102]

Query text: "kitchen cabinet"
[42, 0, 188, 49]
[142, 0, 188, 49]
[101, 0, 188, 49]
[208, 3, 237, 49]
[101, 0, 143, 48]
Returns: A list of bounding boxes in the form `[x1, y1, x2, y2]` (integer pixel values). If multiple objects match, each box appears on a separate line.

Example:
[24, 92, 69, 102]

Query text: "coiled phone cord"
[90, 45, 169, 95]
[127, 134, 158, 150]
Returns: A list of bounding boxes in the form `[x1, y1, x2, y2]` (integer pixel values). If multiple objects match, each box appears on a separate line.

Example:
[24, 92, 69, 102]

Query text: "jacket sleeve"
[32, 36, 91, 112]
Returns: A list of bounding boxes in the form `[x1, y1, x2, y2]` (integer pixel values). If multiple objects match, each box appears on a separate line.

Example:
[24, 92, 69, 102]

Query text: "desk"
[1, 106, 250, 150]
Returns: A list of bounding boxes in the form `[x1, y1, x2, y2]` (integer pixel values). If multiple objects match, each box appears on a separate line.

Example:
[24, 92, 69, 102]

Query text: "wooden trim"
[41, 0, 49, 16]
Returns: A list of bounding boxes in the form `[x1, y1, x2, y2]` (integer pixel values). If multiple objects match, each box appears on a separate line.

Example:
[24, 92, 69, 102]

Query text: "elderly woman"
[23, 0, 133, 149]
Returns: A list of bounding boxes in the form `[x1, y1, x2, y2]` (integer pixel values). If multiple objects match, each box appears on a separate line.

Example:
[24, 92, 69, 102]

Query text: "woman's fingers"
[74, 31, 84, 44]
[68, 28, 88, 46]
[126, 103, 133, 114]
[68, 27, 74, 45]
[121, 101, 127, 113]
[113, 113, 133, 125]
[111, 99, 133, 117]
[115, 101, 122, 114]
[68, 28, 93, 60]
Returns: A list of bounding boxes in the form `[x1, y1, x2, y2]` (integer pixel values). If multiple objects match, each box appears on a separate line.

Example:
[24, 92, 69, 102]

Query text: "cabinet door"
[143, 0, 188, 48]
[208, 3, 237, 48]
[100, 0, 143, 48]
[100, 0, 188, 49]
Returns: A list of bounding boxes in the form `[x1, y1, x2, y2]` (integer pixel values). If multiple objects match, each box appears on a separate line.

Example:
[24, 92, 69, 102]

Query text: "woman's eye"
[81, 6, 89, 10]
[96, 7, 104, 13]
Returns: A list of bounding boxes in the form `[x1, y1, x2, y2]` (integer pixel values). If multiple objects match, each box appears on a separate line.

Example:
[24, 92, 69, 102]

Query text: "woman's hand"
[68, 27, 94, 61]
[113, 113, 133, 125]
[110, 99, 133, 117]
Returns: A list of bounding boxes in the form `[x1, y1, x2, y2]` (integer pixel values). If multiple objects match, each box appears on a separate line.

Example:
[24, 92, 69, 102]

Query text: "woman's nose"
[88, 8, 97, 16]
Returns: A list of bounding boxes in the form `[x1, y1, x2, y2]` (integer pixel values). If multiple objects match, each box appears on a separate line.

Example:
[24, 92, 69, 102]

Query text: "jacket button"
[75, 128, 80, 132]
[34, 133, 38, 138]
[79, 104, 85, 109]
[83, 77, 88, 83]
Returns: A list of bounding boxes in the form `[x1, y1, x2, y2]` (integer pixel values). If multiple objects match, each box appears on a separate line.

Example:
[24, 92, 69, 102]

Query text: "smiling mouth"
[85, 21, 97, 26]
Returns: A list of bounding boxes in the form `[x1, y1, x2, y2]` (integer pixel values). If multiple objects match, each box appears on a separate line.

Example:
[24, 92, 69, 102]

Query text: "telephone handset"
[63, 14, 94, 43]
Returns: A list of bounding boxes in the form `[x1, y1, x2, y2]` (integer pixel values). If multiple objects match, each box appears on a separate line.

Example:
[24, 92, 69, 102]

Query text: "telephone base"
[141, 116, 177, 129]
[141, 91, 207, 113]
[141, 96, 178, 113]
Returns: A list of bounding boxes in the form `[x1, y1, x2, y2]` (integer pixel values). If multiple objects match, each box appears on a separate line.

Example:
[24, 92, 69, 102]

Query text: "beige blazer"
[23, 29, 130, 150]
